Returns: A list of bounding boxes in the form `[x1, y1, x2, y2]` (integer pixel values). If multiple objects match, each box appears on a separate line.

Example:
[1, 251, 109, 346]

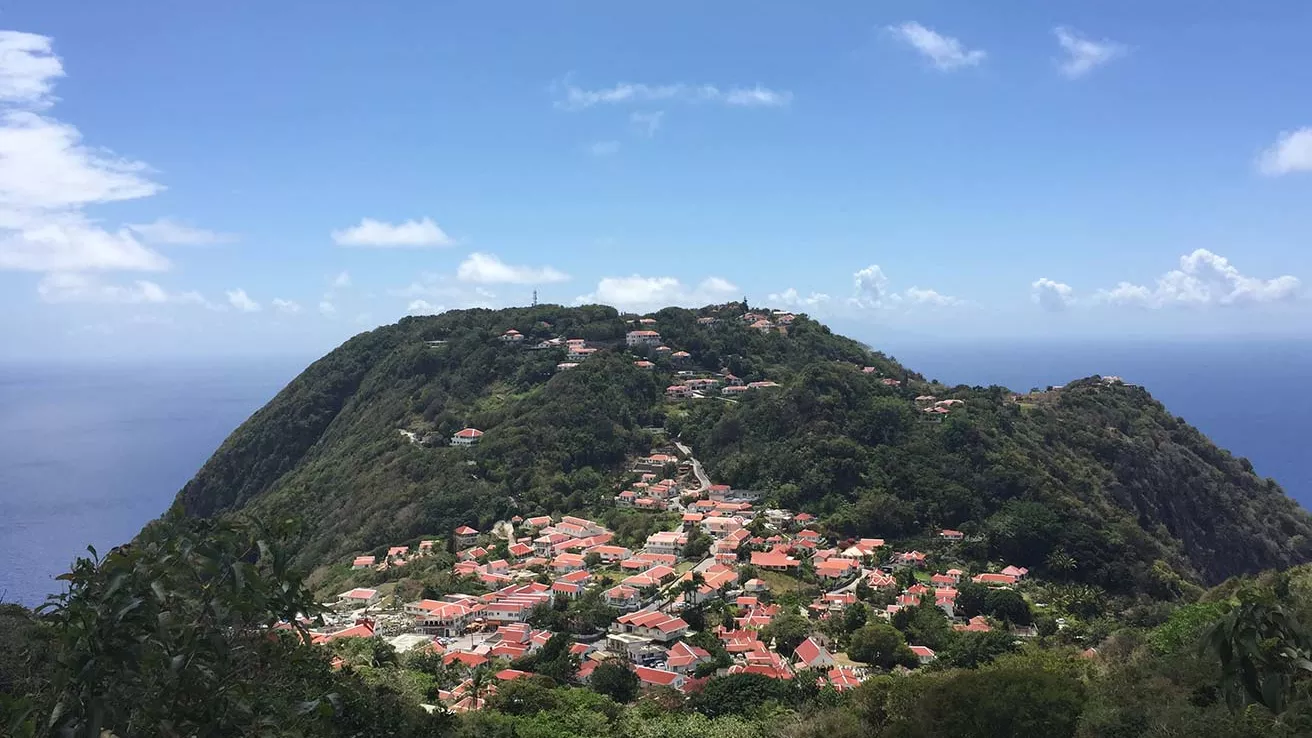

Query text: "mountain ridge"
[168, 303, 1312, 592]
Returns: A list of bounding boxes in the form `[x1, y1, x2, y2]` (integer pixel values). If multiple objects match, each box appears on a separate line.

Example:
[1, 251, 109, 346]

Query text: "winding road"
[673, 441, 711, 491]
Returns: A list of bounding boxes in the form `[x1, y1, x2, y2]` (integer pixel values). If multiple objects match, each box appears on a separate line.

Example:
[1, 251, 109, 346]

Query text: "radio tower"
[532, 289, 538, 307]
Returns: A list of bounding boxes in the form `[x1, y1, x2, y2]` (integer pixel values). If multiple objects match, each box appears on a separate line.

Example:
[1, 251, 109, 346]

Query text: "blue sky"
[2, 1, 1311, 359]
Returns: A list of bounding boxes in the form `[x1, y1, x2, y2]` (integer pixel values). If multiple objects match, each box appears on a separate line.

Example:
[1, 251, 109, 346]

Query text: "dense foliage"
[168, 304, 1310, 590]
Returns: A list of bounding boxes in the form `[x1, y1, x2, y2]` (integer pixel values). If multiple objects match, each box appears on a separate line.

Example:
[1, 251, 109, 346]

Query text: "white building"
[626, 330, 662, 347]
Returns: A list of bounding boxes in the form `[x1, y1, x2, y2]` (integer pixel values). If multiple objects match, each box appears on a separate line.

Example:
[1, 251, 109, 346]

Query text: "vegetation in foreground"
[3, 516, 1312, 738]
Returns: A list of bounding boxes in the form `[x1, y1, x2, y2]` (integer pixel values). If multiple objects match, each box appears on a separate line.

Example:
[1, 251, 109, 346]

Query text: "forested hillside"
[171, 303, 1312, 588]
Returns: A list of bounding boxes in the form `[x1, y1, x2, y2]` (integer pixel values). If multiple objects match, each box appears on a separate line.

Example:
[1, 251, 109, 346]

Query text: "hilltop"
[169, 303, 1312, 592]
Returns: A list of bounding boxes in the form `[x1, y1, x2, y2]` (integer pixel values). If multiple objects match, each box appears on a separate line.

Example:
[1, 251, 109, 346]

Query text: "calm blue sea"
[1, 340, 1308, 606]
[0, 360, 302, 606]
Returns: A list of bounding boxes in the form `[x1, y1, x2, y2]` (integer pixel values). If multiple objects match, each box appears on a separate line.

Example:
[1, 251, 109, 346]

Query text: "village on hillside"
[300, 309, 1045, 713]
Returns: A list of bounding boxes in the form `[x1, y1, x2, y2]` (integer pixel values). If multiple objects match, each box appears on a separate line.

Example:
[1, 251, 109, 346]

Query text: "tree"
[584, 552, 603, 569]
[954, 582, 988, 618]
[895, 661, 1086, 738]
[937, 630, 1018, 669]
[688, 673, 793, 717]
[843, 603, 869, 634]
[761, 613, 811, 657]
[892, 602, 954, 651]
[1205, 597, 1312, 715]
[848, 623, 916, 670]
[683, 531, 713, 560]
[984, 588, 1032, 625]
[590, 659, 639, 703]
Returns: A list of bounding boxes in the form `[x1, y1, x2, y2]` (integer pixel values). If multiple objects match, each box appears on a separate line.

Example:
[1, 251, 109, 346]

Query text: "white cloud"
[1095, 249, 1300, 307]
[456, 252, 570, 285]
[1031, 278, 1075, 312]
[630, 111, 664, 137]
[852, 265, 892, 307]
[1054, 27, 1127, 79]
[555, 80, 793, 111]
[126, 217, 232, 245]
[587, 140, 620, 157]
[36, 271, 213, 306]
[332, 217, 454, 248]
[391, 272, 499, 309]
[0, 32, 177, 273]
[319, 300, 337, 316]
[575, 275, 739, 311]
[0, 31, 64, 106]
[332, 270, 352, 288]
[407, 299, 441, 315]
[903, 287, 962, 306]
[271, 298, 301, 314]
[886, 22, 986, 71]
[1257, 127, 1312, 176]
[225, 288, 260, 312]
[768, 287, 830, 309]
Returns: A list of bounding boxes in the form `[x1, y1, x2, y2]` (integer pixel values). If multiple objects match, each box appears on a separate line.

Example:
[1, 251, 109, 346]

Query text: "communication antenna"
[532, 289, 538, 307]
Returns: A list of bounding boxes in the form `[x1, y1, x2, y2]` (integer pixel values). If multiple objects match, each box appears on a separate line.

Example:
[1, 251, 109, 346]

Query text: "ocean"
[1, 340, 1308, 606]
[0, 359, 303, 606]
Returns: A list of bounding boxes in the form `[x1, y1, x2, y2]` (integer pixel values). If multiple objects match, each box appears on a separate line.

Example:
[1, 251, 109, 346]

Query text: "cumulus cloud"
[271, 298, 301, 314]
[126, 218, 234, 245]
[391, 273, 499, 310]
[0, 32, 180, 273]
[332, 217, 454, 248]
[1054, 27, 1127, 79]
[1031, 278, 1075, 312]
[554, 80, 793, 111]
[846, 264, 961, 310]
[886, 22, 986, 71]
[1095, 249, 1300, 307]
[587, 140, 620, 157]
[332, 270, 351, 288]
[36, 272, 213, 306]
[630, 111, 664, 137]
[225, 288, 260, 312]
[575, 275, 739, 311]
[318, 300, 336, 316]
[456, 252, 569, 285]
[406, 299, 442, 315]
[1257, 127, 1312, 176]
[768, 287, 830, 309]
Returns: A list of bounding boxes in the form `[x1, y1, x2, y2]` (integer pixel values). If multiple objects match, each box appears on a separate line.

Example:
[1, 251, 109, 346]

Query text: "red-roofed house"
[454, 526, 479, 548]
[451, 428, 484, 447]
[444, 651, 490, 669]
[665, 384, 694, 399]
[940, 529, 965, 541]
[552, 553, 586, 573]
[336, 588, 380, 608]
[909, 645, 937, 664]
[954, 616, 992, 633]
[626, 330, 662, 347]
[1000, 565, 1029, 580]
[972, 573, 1018, 586]
[895, 551, 927, 568]
[666, 641, 712, 673]
[930, 573, 957, 588]
[751, 551, 800, 571]
[867, 571, 898, 589]
[507, 542, 533, 558]
[793, 637, 836, 670]
[634, 665, 685, 690]
[815, 557, 860, 580]
[352, 555, 376, 569]
[827, 668, 862, 691]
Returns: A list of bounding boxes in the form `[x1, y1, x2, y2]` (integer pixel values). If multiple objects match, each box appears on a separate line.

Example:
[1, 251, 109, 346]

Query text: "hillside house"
[666, 641, 712, 674]
[972, 573, 1018, 586]
[635, 666, 685, 691]
[406, 598, 478, 637]
[626, 330, 662, 347]
[1001, 565, 1029, 580]
[940, 529, 965, 541]
[556, 362, 579, 371]
[751, 551, 800, 571]
[909, 645, 937, 664]
[499, 329, 524, 343]
[604, 585, 642, 610]
[665, 385, 694, 399]
[352, 555, 376, 569]
[634, 360, 655, 369]
[644, 531, 685, 557]
[336, 588, 380, 609]
[454, 526, 480, 548]
[794, 637, 836, 670]
[567, 347, 598, 361]
[815, 557, 860, 580]
[451, 428, 484, 447]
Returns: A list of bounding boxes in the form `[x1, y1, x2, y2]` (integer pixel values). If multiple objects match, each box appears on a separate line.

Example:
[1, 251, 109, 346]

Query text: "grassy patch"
[757, 570, 805, 594]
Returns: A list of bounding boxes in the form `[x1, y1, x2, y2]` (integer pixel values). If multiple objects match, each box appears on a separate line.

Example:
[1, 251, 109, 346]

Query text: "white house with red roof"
[406, 598, 479, 637]
[1000, 565, 1029, 580]
[352, 555, 376, 569]
[665, 384, 694, 399]
[751, 550, 800, 571]
[626, 330, 662, 347]
[666, 641, 712, 673]
[451, 428, 484, 447]
[940, 529, 965, 540]
[499, 329, 524, 343]
[603, 585, 642, 611]
[453, 525, 479, 548]
[634, 665, 685, 691]
[336, 588, 380, 609]
[972, 572, 1018, 586]
[909, 645, 937, 664]
[793, 637, 836, 670]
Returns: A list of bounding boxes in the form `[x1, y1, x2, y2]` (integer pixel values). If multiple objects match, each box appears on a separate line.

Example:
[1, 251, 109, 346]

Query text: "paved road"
[831, 568, 872, 594]
[674, 441, 711, 490]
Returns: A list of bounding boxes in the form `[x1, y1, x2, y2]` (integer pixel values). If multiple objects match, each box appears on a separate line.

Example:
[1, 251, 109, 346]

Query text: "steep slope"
[168, 304, 1312, 588]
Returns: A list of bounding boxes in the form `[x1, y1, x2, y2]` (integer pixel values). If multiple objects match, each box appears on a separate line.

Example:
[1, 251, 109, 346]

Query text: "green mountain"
[169, 304, 1312, 591]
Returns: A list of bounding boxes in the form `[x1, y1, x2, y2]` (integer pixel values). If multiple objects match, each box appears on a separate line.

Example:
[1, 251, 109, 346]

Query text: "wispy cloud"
[36, 272, 215, 307]
[126, 218, 234, 245]
[1054, 27, 1127, 79]
[849, 264, 962, 310]
[271, 298, 301, 314]
[587, 140, 620, 157]
[554, 80, 793, 111]
[886, 22, 986, 71]
[1257, 127, 1312, 176]
[575, 275, 739, 311]
[225, 288, 260, 312]
[768, 288, 830, 309]
[332, 270, 352, 288]
[318, 300, 336, 316]
[0, 31, 173, 273]
[630, 111, 664, 137]
[456, 252, 569, 285]
[332, 217, 454, 248]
